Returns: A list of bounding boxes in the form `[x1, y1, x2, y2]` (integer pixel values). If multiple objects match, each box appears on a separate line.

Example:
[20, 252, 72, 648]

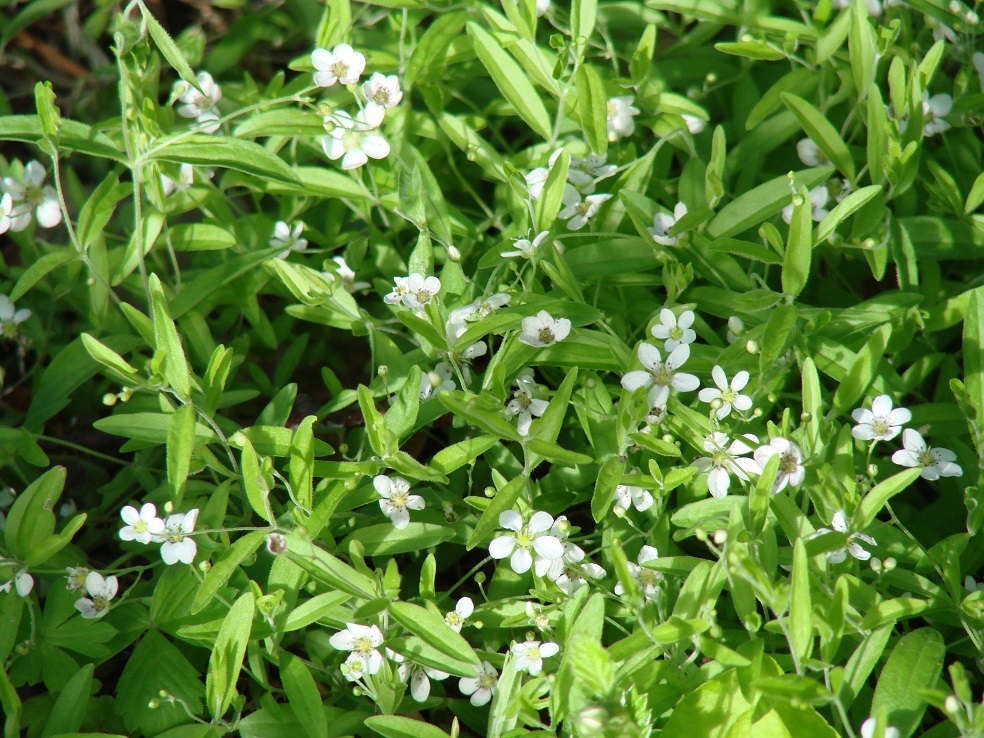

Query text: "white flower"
[384, 276, 410, 305]
[402, 273, 442, 311]
[505, 370, 549, 436]
[329, 255, 371, 292]
[175, 72, 222, 131]
[860, 717, 900, 738]
[614, 545, 663, 601]
[1, 160, 62, 230]
[160, 163, 195, 196]
[398, 659, 449, 702]
[535, 0, 550, 15]
[489, 510, 564, 574]
[796, 138, 828, 167]
[312, 44, 366, 87]
[330, 623, 385, 675]
[66, 566, 90, 592]
[340, 652, 369, 681]
[851, 395, 911, 442]
[322, 107, 390, 170]
[682, 114, 706, 134]
[503, 230, 549, 259]
[753, 437, 806, 493]
[157, 509, 199, 565]
[922, 91, 952, 137]
[620, 343, 700, 408]
[558, 192, 611, 230]
[0, 294, 31, 339]
[782, 185, 829, 225]
[554, 559, 606, 596]
[613, 484, 654, 515]
[607, 96, 640, 140]
[650, 308, 696, 351]
[519, 310, 571, 347]
[693, 433, 761, 499]
[270, 221, 308, 259]
[447, 293, 510, 360]
[930, 19, 957, 44]
[362, 72, 403, 112]
[374, 475, 425, 529]
[525, 601, 552, 631]
[445, 597, 474, 632]
[419, 362, 456, 401]
[698, 366, 753, 419]
[0, 569, 34, 597]
[74, 571, 118, 619]
[647, 202, 688, 246]
[459, 661, 499, 706]
[511, 640, 559, 676]
[0, 192, 13, 235]
[119, 502, 166, 545]
[891, 429, 962, 480]
[812, 510, 876, 563]
[568, 153, 617, 193]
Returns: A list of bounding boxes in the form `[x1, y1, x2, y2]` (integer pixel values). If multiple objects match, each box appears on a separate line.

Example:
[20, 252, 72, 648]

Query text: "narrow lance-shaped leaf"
[854, 467, 923, 530]
[166, 403, 195, 507]
[790, 538, 813, 665]
[149, 274, 192, 397]
[575, 63, 607, 156]
[782, 186, 813, 297]
[139, 0, 205, 95]
[206, 591, 255, 719]
[781, 93, 855, 180]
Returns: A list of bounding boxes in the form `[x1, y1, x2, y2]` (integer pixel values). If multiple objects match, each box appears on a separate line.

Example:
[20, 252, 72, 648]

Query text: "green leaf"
[388, 601, 480, 667]
[831, 322, 891, 415]
[80, 333, 140, 382]
[404, 11, 468, 88]
[364, 716, 452, 738]
[963, 287, 984, 429]
[77, 172, 130, 252]
[790, 538, 813, 665]
[467, 475, 525, 550]
[206, 591, 255, 718]
[781, 93, 855, 180]
[94, 412, 216, 446]
[148, 136, 300, 187]
[358, 384, 398, 456]
[192, 530, 266, 613]
[714, 40, 785, 61]
[283, 592, 351, 632]
[163, 223, 237, 251]
[438, 390, 521, 442]
[870, 628, 945, 738]
[41, 663, 92, 737]
[430, 435, 498, 474]
[466, 22, 552, 139]
[534, 149, 570, 232]
[280, 654, 327, 738]
[848, 0, 877, 98]
[0, 115, 124, 162]
[840, 623, 893, 708]
[571, 0, 597, 42]
[139, 0, 205, 96]
[289, 416, 316, 510]
[166, 403, 195, 507]
[150, 274, 192, 397]
[4, 465, 66, 561]
[591, 456, 624, 522]
[344, 522, 455, 555]
[814, 185, 882, 244]
[286, 534, 377, 599]
[385, 366, 421, 440]
[854, 467, 922, 530]
[575, 64, 607, 156]
[782, 186, 813, 297]
[9, 250, 76, 302]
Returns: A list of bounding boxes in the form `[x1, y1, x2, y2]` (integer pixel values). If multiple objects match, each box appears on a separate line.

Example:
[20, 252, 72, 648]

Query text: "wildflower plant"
[1, 0, 984, 736]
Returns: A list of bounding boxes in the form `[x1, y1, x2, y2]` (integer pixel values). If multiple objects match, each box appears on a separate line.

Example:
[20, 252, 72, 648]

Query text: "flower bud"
[883, 557, 896, 571]
[474, 572, 486, 584]
[745, 339, 760, 354]
[945, 695, 960, 714]
[713, 529, 727, 545]
[870, 557, 882, 573]
[448, 245, 461, 262]
[148, 698, 161, 709]
[266, 532, 287, 555]
[103, 393, 118, 406]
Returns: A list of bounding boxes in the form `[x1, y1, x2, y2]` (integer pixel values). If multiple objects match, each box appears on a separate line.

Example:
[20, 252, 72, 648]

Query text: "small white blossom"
[613, 484, 654, 515]
[322, 106, 390, 170]
[860, 717, 900, 738]
[119, 502, 166, 545]
[754, 437, 806, 493]
[698, 366, 753, 419]
[650, 308, 696, 351]
[0, 294, 31, 339]
[558, 192, 611, 230]
[270, 221, 308, 259]
[74, 571, 119, 619]
[648, 203, 688, 246]
[373, 475, 425, 529]
[329, 255, 371, 292]
[851, 395, 911, 442]
[568, 153, 617, 193]
[607, 96, 640, 140]
[693, 433, 761, 498]
[340, 653, 369, 681]
[535, 0, 551, 15]
[726, 316, 745, 344]
[0, 569, 34, 597]
[796, 138, 828, 167]
[459, 661, 499, 706]
[682, 114, 706, 134]
[66, 566, 90, 592]
[312, 44, 366, 87]
[505, 369, 549, 436]
[812, 510, 876, 563]
[554, 558, 606, 596]
[511, 639, 559, 676]
[921, 91, 952, 137]
[362, 72, 403, 111]
[832, 0, 881, 15]
[175, 72, 222, 132]
[157, 509, 199, 565]
[383, 276, 410, 305]
[503, 230, 549, 259]
[0, 192, 13, 234]
[330, 623, 385, 675]
[614, 545, 663, 602]
[397, 658, 449, 702]
[519, 310, 571, 347]
[419, 362, 456, 401]
[402, 273, 442, 311]
[782, 185, 829, 225]
[891, 429, 962, 480]
[489, 510, 564, 574]
[1, 160, 62, 230]
[620, 343, 700, 408]
[445, 597, 474, 632]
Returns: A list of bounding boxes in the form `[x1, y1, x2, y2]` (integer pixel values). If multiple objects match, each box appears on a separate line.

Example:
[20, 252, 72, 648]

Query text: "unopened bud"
[199, 561, 211, 574]
[266, 532, 287, 555]
[148, 698, 161, 709]
[695, 527, 708, 542]
[945, 695, 961, 714]
[745, 339, 760, 354]
[378, 365, 388, 376]
[883, 557, 896, 571]
[474, 572, 486, 584]
[103, 393, 118, 406]
[867, 463, 878, 477]
[484, 486, 496, 498]
[870, 557, 882, 573]
[966, 10, 978, 24]
[713, 529, 728, 545]
[613, 504, 627, 518]
[448, 245, 461, 262]
[727, 316, 745, 336]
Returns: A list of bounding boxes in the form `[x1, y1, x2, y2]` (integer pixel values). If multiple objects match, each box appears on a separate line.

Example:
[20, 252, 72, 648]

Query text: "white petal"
[532, 535, 564, 560]
[489, 536, 516, 559]
[510, 548, 533, 573]
[499, 510, 523, 531]
[528, 511, 554, 533]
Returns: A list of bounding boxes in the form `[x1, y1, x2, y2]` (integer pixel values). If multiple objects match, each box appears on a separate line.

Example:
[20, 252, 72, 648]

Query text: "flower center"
[652, 366, 671, 386]
[91, 595, 109, 612]
[871, 417, 890, 435]
[918, 450, 938, 468]
[354, 637, 374, 654]
[516, 528, 535, 548]
[638, 570, 661, 588]
[415, 290, 432, 304]
[780, 452, 799, 474]
[669, 326, 683, 340]
[390, 491, 409, 510]
[332, 61, 349, 78]
[525, 645, 540, 659]
[538, 327, 555, 343]
[479, 674, 496, 688]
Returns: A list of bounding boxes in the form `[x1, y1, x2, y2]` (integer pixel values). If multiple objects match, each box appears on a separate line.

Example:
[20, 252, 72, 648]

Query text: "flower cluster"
[525, 148, 617, 231]
[118, 502, 200, 565]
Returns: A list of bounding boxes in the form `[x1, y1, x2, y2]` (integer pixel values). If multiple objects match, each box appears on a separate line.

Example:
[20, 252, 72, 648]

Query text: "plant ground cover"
[1, 0, 984, 736]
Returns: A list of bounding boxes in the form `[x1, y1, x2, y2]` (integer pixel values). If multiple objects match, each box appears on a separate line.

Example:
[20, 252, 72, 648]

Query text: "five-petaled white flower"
[0, 294, 31, 339]
[396, 656, 449, 702]
[459, 661, 499, 706]
[812, 510, 876, 563]
[613, 484, 654, 516]
[693, 433, 761, 499]
[419, 362, 456, 401]
[322, 106, 390, 170]
[503, 230, 549, 259]
[614, 545, 664, 602]
[340, 653, 369, 681]
[445, 597, 474, 632]
[511, 639, 559, 676]
[174, 72, 222, 132]
[65, 566, 90, 592]
[558, 192, 611, 230]
[621, 343, 700, 408]
[698, 366, 753, 419]
[329, 255, 371, 292]
[157, 509, 199, 565]
[374, 475, 425, 529]
[383, 276, 410, 305]
[851, 395, 911, 442]
[74, 571, 119, 619]
[860, 717, 900, 738]
[754, 437, 806, 493]
[782, 185, 829, 225]
[506, 369, 549, 436]
[402, 273, 442, 311]
[651, 308, 696, 351]
[607, 96, 640, 140]
[1, 160, 62, 230]
[312, 44, 366, 87]
[271, 221, 308, 259]
[362, 72, 403, 117]
[891, 429, 962, 480]
[567, 153, 617, 193]
[330, 623, 385, 675]
[796, 138, 828, 167]
[648, 203, 688, 246]
[489, 510, 564, 574]
[519, 310, 571, 347]
[119, 502, 166, 545]
[0, 568, 34, 597]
